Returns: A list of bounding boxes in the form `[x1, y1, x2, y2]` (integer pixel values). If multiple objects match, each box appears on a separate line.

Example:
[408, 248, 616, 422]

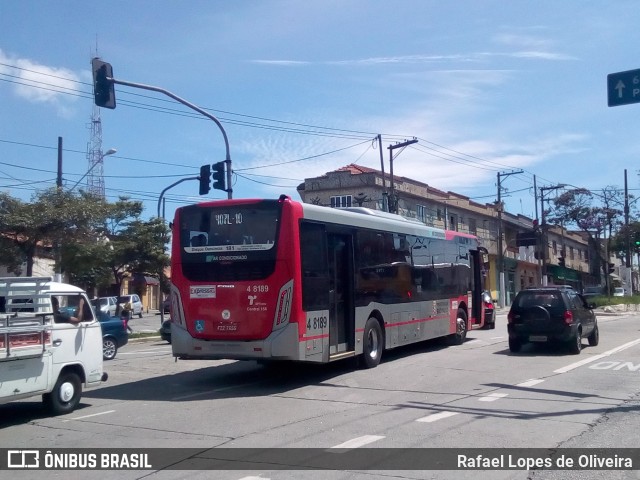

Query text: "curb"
[128, 334, 163, 343]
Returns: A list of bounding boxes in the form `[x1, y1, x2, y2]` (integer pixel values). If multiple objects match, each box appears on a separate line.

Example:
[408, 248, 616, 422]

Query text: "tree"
[548, 186, 624, 293]
[610, 221, 640, 263]
[0, 190, 170, 295]
[0, 189, 108, 276]
[104, 216, 170, 295]
[64, 196, 170, 294]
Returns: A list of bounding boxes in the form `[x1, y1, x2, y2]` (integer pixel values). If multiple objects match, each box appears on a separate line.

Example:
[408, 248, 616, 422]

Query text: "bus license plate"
[216, 322, 238, 332]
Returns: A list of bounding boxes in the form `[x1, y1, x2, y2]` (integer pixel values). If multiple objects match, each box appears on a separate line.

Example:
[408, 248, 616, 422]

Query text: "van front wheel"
[44, 371, 82, 415]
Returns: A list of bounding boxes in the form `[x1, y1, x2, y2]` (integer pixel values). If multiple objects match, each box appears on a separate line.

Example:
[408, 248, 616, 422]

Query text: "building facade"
[297, 164, 599, 304]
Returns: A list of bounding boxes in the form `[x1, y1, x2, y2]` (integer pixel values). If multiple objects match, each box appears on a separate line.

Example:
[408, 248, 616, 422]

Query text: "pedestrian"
[122, 300, 133, 333]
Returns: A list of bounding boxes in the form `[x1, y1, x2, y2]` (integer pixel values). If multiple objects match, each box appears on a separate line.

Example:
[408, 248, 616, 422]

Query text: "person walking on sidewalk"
[121, 300, 133, 333]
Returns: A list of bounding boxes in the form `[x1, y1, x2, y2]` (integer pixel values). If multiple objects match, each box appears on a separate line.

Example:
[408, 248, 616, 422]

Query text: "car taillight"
[563, 310, 573, 324]
[122, 318, 128, 330]
[486, 302, 494, 310]
[507, 311, 514, 324]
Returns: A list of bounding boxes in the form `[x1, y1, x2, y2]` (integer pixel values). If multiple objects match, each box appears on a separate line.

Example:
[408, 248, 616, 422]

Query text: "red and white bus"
[169, 195, 489, 368]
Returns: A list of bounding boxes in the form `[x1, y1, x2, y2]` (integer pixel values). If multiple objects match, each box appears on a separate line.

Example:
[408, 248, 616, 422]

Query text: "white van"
[0, 277, 107, 415]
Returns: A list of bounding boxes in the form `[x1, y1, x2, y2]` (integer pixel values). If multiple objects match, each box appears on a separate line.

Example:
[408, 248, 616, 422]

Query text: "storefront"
[546, 265, 581, 290]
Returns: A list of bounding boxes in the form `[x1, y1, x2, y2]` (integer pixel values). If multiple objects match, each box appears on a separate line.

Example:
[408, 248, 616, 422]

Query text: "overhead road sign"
[608, 68, 640, 107]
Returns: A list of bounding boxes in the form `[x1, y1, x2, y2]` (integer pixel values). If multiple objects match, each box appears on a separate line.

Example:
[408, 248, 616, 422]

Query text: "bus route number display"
[215, 213, 243, 225]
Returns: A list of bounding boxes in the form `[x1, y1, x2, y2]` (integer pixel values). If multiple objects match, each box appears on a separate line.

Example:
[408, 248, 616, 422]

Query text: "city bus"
[169, 195, 490, 368]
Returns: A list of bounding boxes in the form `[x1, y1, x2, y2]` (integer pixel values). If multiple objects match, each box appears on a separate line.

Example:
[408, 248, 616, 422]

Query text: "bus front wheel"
[362, 317, 383, 369]
[450, 309, 468, 345]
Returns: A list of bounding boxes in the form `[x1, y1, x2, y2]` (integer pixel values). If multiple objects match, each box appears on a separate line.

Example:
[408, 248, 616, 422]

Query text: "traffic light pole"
[157, 177, 199, 218]
[107, 75, 233, 199]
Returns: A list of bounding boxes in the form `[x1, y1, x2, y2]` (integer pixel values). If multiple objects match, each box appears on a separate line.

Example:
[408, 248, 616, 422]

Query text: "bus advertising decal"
[189, 286, 216, 299]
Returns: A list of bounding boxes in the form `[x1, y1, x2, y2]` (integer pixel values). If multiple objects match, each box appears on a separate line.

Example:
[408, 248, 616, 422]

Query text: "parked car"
[117, 294, 143, 318]
[582, 286, 605, 300]
[481, 290, 495, 329]
[160, 320, 172, 343]
[613, 287, 625, 297]
[96, 311, 129, 360]
[91, 296, 118, 317]
[507, 286, 598, 354]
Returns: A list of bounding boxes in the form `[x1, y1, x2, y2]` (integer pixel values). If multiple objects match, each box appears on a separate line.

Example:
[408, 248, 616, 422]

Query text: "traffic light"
[558, 257, 565, 267]
[609, 263, 615, 274]
[212, 161, 226, 191]
[198, 164, 211, 195]
[634, 231, 640, 246]
[91, 58, 116, 109]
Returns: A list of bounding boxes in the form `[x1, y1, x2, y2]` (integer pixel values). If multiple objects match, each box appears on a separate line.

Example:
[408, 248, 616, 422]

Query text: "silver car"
[117, 294, 143, 318]
[91, 296, 118, 317]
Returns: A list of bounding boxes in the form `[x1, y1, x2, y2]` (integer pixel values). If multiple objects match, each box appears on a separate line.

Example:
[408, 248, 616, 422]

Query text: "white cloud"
[0, 49, 81, 116]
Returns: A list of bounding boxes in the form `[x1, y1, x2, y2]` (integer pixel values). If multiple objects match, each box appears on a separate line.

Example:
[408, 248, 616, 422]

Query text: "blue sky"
[1, 1, 639, 224]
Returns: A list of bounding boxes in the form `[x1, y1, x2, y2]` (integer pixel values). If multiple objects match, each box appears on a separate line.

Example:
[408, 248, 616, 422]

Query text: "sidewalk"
[597, 303, 640, 316]
[125, 310, 167, 334]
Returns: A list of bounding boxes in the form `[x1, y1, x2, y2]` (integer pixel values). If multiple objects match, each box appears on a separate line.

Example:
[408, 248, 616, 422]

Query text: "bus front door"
[327, 233, 354, 357]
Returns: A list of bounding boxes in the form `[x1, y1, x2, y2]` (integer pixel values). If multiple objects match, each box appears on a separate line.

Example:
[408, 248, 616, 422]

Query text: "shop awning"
[132, 274, 160, 286]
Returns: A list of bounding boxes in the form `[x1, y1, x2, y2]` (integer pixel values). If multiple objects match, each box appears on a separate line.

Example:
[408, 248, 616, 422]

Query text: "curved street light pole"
[157, 176, 199, 219]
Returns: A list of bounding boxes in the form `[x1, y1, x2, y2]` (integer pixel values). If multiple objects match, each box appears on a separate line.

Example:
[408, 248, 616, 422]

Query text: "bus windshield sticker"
[184, 243, 274, 254]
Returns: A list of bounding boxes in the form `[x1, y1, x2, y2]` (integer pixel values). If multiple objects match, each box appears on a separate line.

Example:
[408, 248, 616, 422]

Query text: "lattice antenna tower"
[86, 104, 105, 198]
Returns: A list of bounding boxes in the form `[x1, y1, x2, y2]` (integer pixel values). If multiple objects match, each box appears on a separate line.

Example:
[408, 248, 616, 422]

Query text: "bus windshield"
[178, 200, 281, 281]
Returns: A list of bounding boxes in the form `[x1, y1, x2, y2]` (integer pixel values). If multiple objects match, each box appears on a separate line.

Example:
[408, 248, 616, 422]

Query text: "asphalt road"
[2, 309, 640, 480]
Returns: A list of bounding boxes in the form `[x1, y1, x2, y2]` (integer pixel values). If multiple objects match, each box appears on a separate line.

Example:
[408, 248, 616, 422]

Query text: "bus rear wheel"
[362, 317, 383, 369]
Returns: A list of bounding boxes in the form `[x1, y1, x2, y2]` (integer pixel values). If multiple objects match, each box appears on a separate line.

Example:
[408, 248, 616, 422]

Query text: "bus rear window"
[178, 201, 281, 281]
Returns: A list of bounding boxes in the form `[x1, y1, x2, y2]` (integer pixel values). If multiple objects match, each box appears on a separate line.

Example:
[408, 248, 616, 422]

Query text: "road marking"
[119, 349, 169, 355]
[329, 435, 385, 449]
[490, 336, 504, 340]
[416, 411, 459, 423]
[554, 339, 640, 374]
[516, 379, 545, 388]
[466, 339, 483, 345]
[479, 392, 508, 402]
[589, 361, 640, 371]
[65, 410, 115, 421]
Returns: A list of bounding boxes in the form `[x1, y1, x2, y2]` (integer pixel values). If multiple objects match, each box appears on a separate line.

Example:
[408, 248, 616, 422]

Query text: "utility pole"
[55, 137, 63, 283]
[377, 135, 388, 212]
[496, 169, 523, 307]
[388, 138, 418, 214]
[57, 136, 63, 189]
[624, 169, 632, 295]
[539, 183, 566, 286]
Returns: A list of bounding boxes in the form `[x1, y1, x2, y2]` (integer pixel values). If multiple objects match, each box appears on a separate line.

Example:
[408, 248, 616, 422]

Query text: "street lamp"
[70, 147, 117, 192]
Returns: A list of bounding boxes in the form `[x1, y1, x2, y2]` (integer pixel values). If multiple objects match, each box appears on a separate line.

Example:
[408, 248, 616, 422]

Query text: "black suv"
[507, 286, 599, 354]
